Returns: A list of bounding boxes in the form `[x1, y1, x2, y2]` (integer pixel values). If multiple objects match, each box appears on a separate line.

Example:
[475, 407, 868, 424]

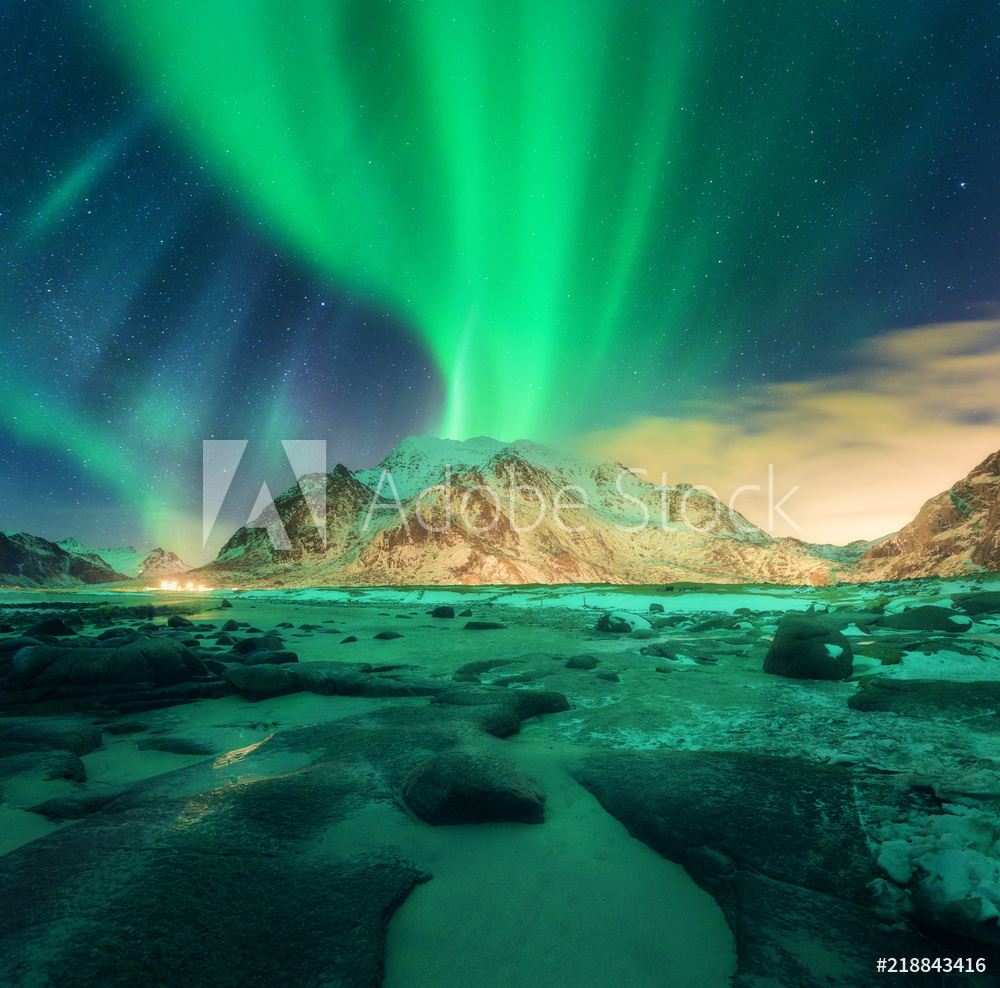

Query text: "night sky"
[4, 0, 1000, 565]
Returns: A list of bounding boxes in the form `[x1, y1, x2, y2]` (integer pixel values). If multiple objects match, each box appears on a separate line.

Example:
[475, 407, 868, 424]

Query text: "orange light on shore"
[156, 580, 214, 592]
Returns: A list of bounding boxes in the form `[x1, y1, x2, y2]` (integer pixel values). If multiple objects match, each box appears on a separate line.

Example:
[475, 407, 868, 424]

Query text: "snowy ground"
[2, 575, 999, 985]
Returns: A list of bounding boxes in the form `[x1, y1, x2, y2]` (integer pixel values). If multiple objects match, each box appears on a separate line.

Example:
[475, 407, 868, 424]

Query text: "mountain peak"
[859, 444, 1000, 578]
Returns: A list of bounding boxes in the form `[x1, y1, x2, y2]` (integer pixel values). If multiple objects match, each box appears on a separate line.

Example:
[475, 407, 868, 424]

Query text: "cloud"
[572, 320, 1000, 545]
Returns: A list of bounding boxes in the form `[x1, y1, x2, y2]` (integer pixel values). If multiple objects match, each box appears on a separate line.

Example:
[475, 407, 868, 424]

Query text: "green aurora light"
[91, 0, 743, 440]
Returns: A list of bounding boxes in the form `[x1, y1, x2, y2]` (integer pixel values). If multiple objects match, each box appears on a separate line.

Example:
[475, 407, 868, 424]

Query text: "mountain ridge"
[194, 436, 870, 587]
[8, 437, 998, 589]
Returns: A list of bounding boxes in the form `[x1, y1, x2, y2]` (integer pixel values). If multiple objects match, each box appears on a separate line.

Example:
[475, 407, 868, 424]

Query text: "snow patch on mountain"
[56, 540, 189, 579]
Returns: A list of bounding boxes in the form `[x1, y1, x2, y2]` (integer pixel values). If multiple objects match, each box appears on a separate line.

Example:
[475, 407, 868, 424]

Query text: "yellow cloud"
[572, 321, 1000, 545]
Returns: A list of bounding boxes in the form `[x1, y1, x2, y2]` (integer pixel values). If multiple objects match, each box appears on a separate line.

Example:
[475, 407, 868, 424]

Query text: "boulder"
[847, 678, 1000, 722]
[402, 749, 545, 825]
[223, 664, 302, 700]
[629, 628, 659, 640]
[952, 591, 1000, 616]
[572, 749, 946, 987]
[763, 614, 853, 680]
[1, 640, 220, 714]
[0, 718, 102, 757]
[231, 636, 283, 655]
[874, 606, 973, 633]
[10, 639, 208, 689]
[25, 618, 78, 637]
[243, 649, 299, 666]
[596, 611, 652, 633]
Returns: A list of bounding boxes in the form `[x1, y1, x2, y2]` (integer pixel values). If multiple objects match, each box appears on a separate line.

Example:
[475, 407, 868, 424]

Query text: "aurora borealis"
[4, 0, 1000, 563]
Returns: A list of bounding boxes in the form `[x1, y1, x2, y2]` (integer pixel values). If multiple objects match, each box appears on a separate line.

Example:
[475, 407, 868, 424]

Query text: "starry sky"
[3, 0, 1000, 566]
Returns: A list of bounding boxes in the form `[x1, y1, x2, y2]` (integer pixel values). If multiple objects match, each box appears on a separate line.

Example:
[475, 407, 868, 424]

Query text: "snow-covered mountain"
[855, 448, 1000, 580]
[17, 438, 997, 589]
[57, 539, 190, 580]
[196, 436, 870, 587]
[0, 532, 129, 587]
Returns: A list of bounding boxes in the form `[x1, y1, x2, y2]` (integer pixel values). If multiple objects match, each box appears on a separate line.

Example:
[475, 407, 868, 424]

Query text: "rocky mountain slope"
[0, 532, 128, 588]
[196, 436, 869, 587]
[12, 439, 1000, 589]
[57, 540, 190, 581]
[856, 449, 1000, 580]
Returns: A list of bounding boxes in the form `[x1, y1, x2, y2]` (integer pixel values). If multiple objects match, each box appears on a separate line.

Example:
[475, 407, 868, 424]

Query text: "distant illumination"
[155, 579, 213, 592]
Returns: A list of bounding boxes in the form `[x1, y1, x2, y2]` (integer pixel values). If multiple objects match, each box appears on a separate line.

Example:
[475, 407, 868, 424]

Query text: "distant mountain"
[195, 436, 868, 587]
[856, 449, 1000, 580]
[57, 539, 190, 581]
[0, 532, 128, 588]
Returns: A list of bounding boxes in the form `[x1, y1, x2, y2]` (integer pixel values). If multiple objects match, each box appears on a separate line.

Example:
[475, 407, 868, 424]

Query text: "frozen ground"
[1, 576, 999, 986]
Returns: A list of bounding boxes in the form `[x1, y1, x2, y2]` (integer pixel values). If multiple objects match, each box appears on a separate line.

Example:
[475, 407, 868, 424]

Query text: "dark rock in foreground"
[0, 777, 427, 988]
[0, 668, 580, 987]
[848, 677, 1000, 727]
[952, 591, 1000, 616]
[874, 605, 973, 633]
[402, 749, 545, 825]
[2, 639, 229, 714]
[763, 613, 853, 680]
[572, 750, 951, 987]
[0, 717, 102, 757]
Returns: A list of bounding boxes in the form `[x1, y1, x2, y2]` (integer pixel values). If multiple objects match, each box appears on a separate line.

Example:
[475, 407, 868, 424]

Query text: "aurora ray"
[89, 0, 703, 439]
[3, 0, 998, 560]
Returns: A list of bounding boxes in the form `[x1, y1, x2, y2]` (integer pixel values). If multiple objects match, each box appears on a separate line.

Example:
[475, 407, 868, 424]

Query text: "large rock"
[848, 678, 1000, 724]
[596, 611, 652, 633]
[763, 613, 853, 680]
[402, 749, 545, 825]
[0, 756, 429, 988]
[874, 605, 973, 633]
[0, 671, 580, 987]
[231, 636, 284, 655]
[10, 639, 208, 688]
[24, 618, 78, 637]
[222, 664, 302, 700]
[0, 718, 102, 757]
[572, 749, 949, 987]
[951, 590, 1000, 616]
[2, 639, 223, 714]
